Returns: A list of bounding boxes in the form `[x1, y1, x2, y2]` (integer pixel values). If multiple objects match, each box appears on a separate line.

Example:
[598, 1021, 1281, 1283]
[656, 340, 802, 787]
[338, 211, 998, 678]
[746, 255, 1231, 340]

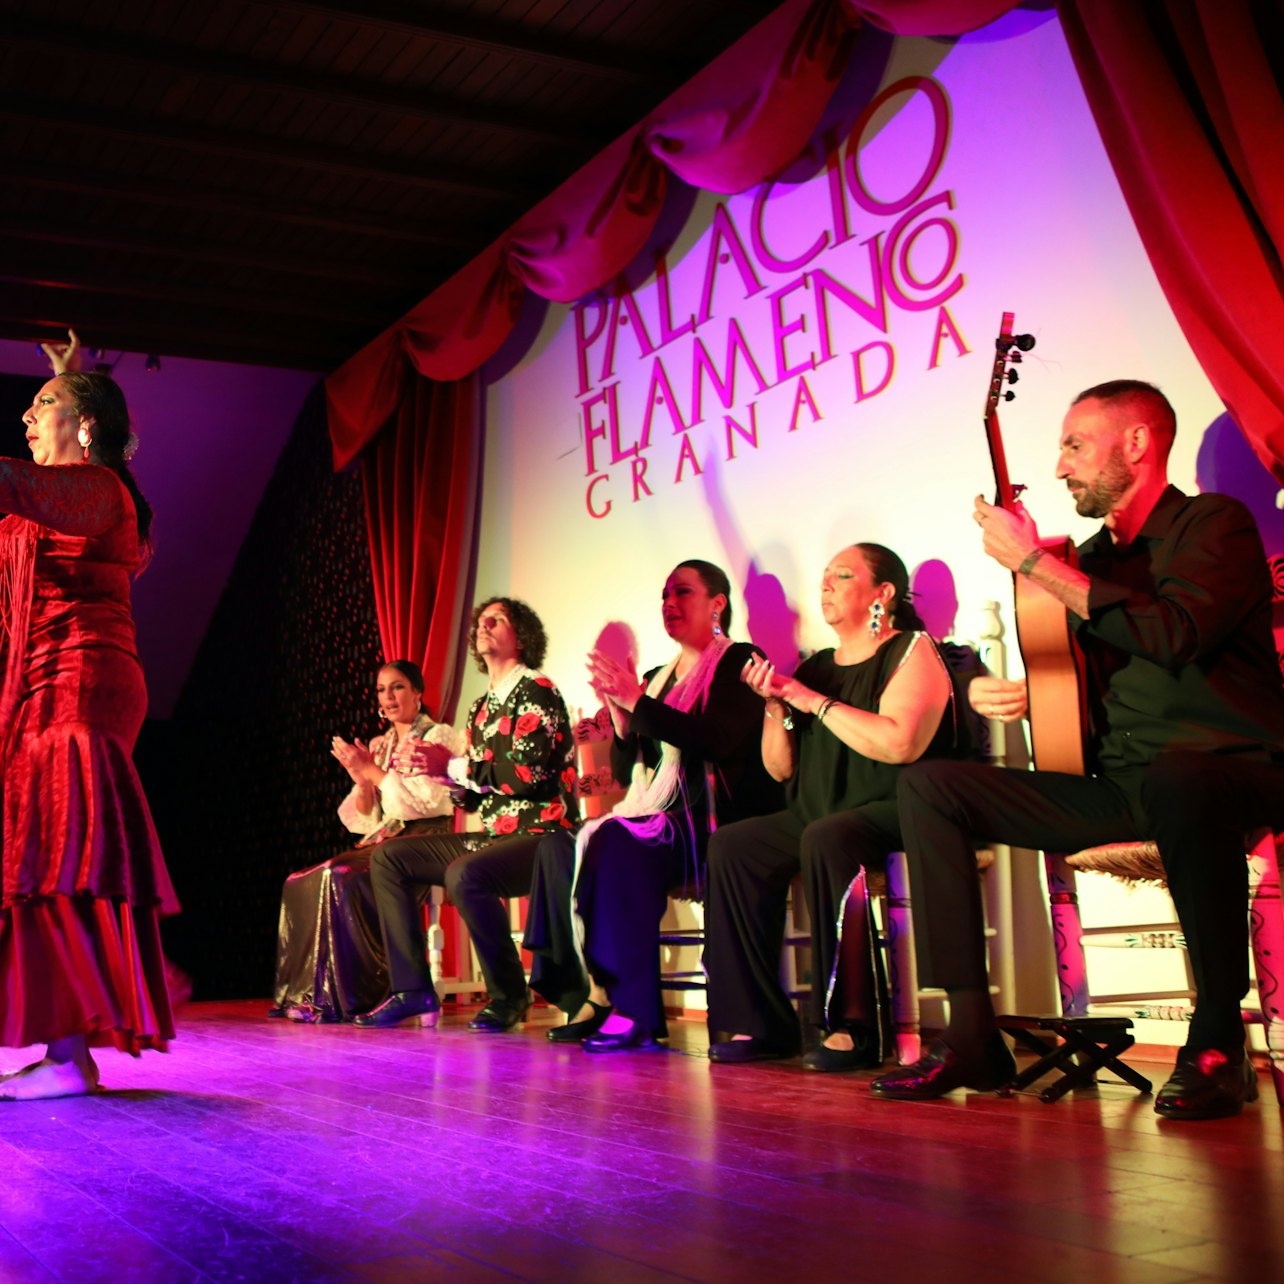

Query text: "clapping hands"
[390, 738, 455, 780]
[332, 736, 380, 786]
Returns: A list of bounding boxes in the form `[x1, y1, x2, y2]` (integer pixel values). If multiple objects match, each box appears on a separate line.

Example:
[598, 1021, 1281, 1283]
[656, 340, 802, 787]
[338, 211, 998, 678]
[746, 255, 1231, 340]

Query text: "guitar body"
[1013, 537, 1087, 776]
[984, 314, 1088, 775]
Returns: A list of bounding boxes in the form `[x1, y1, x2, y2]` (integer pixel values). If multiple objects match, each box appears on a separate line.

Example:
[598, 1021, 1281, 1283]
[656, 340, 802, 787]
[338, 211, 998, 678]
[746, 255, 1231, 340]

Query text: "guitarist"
[872, 379, 1284, 1119]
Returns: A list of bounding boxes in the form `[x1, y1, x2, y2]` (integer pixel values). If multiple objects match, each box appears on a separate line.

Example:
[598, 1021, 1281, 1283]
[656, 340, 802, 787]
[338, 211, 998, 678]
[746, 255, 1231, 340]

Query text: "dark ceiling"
[0, 0, 780, 372]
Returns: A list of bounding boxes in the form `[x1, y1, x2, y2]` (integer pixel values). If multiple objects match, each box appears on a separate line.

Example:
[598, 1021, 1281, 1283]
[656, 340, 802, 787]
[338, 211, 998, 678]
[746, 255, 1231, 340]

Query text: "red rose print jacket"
[459, 671, 577, 842]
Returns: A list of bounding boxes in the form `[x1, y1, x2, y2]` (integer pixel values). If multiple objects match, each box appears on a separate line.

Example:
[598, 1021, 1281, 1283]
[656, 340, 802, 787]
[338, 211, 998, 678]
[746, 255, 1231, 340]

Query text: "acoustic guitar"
[983, 312, 1088, 776]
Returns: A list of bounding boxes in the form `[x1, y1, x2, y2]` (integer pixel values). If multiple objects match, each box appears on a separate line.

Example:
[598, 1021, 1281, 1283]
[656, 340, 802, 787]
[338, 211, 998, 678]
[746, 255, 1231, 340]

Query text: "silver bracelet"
[765, 702, 795, 731]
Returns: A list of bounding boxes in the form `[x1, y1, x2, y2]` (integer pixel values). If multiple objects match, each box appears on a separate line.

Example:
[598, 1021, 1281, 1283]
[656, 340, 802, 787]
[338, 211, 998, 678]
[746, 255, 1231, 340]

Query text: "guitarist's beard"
[1068, 444, 1134, 519]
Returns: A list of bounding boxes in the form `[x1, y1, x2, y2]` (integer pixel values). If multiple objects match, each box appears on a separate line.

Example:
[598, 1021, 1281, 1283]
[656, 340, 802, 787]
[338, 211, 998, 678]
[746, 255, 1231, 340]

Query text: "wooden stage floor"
[0, 1000, 1280, 1283]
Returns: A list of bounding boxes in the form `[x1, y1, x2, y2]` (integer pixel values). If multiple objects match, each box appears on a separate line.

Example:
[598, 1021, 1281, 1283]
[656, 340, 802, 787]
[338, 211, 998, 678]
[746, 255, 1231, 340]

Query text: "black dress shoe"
[803, 1037, 883, 1073]
[467, 996, 531, 1033]
[548, 1001, 612, 1043]
[708, 1036, 798, 1064]
[582, 1019, 658, 1053]
[1154, 1046, 1259, 1120]
[353, 990, 441, 1028]
[869, 1032, 1016, 1100]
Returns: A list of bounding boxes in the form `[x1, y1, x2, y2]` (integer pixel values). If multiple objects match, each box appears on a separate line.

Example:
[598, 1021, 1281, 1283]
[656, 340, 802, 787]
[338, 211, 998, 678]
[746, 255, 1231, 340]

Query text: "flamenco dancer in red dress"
[0, 365, 177, 1101]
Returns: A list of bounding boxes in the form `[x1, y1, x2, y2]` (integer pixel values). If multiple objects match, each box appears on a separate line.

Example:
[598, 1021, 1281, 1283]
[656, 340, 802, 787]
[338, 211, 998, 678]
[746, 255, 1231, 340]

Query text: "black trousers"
[898, 751, 1284, 1049]
[704, 805, 900, 1048]
[368, 831, 541, 1004]
[523, 830, 589, 1018]
[525, 818, 695, 1035]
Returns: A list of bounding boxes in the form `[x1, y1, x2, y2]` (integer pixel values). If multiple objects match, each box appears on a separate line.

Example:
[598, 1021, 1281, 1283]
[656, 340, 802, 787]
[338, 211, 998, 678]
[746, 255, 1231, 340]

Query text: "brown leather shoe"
[1154, 1047, 1258, 1120]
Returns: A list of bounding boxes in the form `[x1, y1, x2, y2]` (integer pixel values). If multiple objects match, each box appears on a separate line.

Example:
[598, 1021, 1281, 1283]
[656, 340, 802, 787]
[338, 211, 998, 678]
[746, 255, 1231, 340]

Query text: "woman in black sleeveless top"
[704, 543, 955, 1066]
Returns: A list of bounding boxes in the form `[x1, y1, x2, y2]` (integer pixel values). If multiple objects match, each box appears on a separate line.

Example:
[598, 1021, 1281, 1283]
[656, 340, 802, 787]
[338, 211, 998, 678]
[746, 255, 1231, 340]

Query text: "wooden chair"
[864, 850, 997, 1065]
[1039, 831, 1284, 1104]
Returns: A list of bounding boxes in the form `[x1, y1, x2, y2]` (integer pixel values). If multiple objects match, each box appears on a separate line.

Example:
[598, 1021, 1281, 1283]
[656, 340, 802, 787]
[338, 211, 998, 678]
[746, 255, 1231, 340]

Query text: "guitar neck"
[984, 310, 1018, 509]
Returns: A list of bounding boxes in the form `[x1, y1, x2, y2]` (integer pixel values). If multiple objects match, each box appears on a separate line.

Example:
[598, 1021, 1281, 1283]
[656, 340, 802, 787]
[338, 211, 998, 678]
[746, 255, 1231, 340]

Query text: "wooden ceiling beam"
[1, 314, 344, 371]
[0, 162, 477, 248]
[264, 0, 688, 86]
[5, 14, 620, 149]
[0, 215, 438, 290]
[0, 92, 539, 201]
[0, 260, 388, 328]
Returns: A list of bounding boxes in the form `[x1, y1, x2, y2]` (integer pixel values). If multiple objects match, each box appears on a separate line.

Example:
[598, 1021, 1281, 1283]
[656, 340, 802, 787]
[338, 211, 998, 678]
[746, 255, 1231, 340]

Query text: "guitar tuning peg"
[1003, 390, 1016, 402]
[1006, 369, 1020, 385]
[1014, 333, 1036, 351]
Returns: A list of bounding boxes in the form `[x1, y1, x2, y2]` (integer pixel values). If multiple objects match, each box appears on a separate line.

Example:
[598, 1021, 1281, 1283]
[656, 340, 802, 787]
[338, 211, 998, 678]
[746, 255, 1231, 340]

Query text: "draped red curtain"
[857, 0, 1284, 479]
[325, 0, 865, 471]
[1056, 0, 1284, 482]
[332, 0, 1284, 717]
[360, 370, 480, 722]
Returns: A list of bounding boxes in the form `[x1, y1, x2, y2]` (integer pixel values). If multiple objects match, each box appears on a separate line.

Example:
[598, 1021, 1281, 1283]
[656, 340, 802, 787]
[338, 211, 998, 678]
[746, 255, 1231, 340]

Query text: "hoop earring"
[378, 707, 390, 721]
[867, 601, 885, 638]
[712, 609, 723, 638]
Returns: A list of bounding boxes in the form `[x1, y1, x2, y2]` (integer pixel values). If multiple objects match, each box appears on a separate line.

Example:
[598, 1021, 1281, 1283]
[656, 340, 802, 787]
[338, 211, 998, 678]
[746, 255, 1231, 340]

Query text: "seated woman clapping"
[704, 544, 954, 1066]
[271, 660, 462, 1022]
[523, 560, 781, 1052]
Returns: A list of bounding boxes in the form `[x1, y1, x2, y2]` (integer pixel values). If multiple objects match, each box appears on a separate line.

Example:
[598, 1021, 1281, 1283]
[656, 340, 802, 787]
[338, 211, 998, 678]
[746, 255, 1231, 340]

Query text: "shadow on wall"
[1197, 412, 1284, 680]
[1196, 412, 1284, 557]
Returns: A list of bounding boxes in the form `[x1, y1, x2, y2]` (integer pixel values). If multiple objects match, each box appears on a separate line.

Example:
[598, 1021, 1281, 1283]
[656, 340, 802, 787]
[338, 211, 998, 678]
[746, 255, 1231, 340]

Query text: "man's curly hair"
[469, 596, 548, 672]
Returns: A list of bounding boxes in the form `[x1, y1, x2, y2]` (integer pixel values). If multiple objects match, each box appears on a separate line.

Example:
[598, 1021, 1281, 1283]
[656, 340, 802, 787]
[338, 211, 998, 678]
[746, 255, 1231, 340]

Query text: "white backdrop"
[467, 9, 1232, 1033]
[472, 10, 1218, 717]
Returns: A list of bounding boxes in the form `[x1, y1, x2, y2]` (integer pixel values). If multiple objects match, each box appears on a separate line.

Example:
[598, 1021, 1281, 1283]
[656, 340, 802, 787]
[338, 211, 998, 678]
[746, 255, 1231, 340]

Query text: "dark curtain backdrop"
[143, 383, 386, 999]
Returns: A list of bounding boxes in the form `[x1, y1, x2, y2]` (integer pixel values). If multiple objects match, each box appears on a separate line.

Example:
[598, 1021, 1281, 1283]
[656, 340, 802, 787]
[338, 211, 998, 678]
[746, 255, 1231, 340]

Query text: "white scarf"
[569, 636, 733, 965]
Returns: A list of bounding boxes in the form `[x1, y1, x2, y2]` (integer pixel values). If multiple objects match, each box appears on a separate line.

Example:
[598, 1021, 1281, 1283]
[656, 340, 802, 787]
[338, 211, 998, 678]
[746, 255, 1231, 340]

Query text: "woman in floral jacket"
[354, 597, 576, 1031]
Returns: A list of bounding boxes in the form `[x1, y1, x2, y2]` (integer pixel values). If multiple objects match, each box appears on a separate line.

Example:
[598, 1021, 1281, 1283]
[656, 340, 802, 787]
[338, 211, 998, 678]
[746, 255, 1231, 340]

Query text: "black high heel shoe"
[548, 1001, 612, 1043]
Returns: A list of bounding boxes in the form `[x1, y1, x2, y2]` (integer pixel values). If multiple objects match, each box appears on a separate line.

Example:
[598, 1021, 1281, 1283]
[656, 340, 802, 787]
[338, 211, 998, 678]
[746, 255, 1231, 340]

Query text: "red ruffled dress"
[0, 460, 178, 1054]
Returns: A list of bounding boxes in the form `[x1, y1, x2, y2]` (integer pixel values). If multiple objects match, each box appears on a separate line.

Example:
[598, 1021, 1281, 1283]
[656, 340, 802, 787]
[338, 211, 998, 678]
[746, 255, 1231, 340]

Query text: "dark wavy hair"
[57, 371, 154, 549]
[855, 543, 925, 632]
[674, 558, 733, 633]
[469, 597, 547, 672]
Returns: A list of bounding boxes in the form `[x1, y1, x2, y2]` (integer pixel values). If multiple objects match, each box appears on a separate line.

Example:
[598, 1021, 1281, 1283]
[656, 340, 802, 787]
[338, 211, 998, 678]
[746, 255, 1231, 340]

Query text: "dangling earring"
[712, 609, 723, 638]
[378, 706, 390, 721]
[867, 601, 885, 638]
[77, 426, 93, 461]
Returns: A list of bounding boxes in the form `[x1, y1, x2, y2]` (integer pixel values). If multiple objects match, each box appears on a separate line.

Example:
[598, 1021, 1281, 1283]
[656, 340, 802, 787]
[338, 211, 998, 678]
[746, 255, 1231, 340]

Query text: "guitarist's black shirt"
[1072, 485, 1284, 772]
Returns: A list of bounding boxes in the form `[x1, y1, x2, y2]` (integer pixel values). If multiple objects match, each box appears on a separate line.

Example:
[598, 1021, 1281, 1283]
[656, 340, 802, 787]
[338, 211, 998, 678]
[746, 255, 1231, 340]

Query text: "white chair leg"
[1247, 829, 1284, 1104]
[422, 888, 445, 1027]
[884, 852, 921, 1065]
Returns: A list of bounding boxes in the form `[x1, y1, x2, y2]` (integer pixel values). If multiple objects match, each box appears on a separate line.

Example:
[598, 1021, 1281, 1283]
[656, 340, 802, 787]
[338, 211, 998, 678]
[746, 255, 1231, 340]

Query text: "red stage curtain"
[858, 0, 1284, 478]
[360, 370, 480, 722]
[325, 0, 866, 471]
[333, 0, 1284, 722]
[1056, 1, 1284, 481]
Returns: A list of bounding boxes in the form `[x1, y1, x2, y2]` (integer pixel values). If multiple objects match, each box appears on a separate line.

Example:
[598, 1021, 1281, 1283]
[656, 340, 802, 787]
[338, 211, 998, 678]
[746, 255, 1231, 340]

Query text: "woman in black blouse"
[524, 560, 779, 1052]
[704, 544, 953, 1066]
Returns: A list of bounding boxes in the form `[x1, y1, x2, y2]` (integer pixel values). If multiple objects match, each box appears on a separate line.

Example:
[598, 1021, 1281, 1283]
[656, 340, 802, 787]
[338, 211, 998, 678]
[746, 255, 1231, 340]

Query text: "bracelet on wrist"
[764, 700, 795, 731]
[1018, 547, 1046, 577]
[816, 697, 838, 723]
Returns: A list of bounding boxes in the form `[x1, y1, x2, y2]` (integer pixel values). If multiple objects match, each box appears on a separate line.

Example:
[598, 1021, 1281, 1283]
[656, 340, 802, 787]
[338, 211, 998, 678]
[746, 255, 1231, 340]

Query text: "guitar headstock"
[983, 312, 1036, 509]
